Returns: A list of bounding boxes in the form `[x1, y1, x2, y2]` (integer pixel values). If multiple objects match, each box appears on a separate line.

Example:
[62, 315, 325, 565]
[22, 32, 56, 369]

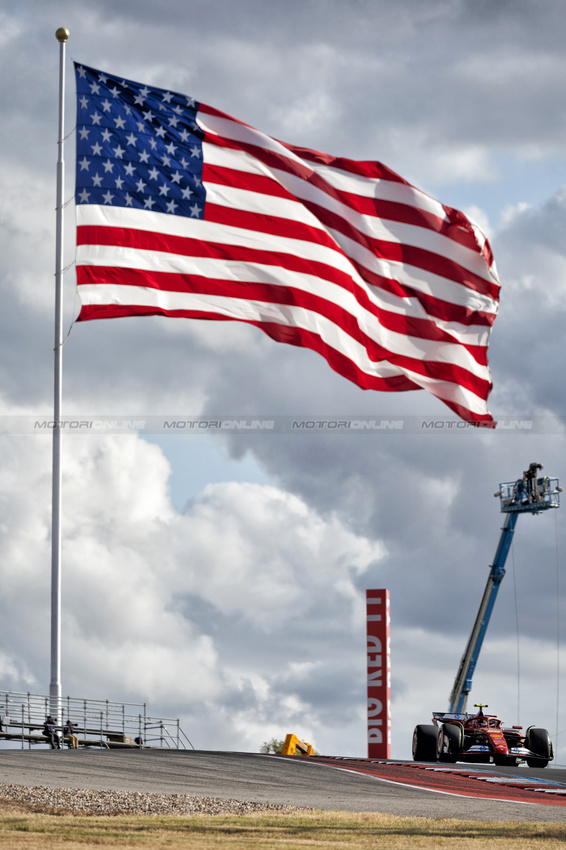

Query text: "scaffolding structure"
[0, 690, 194, 750]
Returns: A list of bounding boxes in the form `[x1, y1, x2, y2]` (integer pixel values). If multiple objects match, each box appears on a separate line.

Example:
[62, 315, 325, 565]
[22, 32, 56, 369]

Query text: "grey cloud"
[488, 191, 566, 416]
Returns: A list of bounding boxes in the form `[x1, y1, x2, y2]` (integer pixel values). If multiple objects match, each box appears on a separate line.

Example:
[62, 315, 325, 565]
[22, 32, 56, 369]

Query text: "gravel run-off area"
[0, 783, 307, 816]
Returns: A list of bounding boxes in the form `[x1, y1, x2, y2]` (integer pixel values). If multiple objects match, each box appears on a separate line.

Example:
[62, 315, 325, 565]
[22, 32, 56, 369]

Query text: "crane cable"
[555, 508, 561, 756]
[510, 538, 521, 725]
[512, 512, 562, 756]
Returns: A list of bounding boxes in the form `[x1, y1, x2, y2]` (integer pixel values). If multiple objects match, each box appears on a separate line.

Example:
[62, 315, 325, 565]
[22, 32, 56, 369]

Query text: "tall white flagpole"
[51, 26, 69, 719]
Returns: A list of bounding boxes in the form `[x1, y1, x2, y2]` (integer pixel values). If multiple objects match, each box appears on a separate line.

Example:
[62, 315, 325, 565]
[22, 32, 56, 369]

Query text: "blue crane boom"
[448, 463, 561, 715]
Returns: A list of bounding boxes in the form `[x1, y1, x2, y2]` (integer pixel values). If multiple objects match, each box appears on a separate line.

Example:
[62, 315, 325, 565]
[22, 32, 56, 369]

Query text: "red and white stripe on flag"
[75, 70, 500, 425]
[366, 589, 391, 759]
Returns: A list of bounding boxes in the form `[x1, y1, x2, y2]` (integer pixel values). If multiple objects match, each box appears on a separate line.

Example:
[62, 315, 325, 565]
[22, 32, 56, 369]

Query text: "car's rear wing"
[432, 711, 469, 724]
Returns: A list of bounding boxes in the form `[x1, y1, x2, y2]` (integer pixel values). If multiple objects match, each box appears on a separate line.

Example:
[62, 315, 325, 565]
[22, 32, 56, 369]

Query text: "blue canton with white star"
[75, 64, 205, 219]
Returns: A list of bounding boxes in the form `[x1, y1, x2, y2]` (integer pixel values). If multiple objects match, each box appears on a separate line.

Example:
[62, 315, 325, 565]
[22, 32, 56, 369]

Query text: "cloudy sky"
[1, 0, 566, 762]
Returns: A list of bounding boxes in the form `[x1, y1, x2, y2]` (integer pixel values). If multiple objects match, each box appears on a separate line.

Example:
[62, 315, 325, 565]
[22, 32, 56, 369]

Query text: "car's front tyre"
[526, 727, 552, 768]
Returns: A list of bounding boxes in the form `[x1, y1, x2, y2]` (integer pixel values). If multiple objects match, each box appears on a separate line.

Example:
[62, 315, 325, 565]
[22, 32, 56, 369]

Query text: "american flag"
[74, 63, 500, 425]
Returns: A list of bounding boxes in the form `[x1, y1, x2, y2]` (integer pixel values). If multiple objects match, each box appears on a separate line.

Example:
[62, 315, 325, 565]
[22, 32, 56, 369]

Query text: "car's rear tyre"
[437, 722, 461, 763]
[412, 724, 437, 762]
[526, 727, 552, 768]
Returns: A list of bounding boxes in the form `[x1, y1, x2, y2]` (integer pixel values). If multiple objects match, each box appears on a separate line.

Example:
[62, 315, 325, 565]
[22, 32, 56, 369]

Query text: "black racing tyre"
[437, 723, 461, 763]
[412, 724, 438, 762]
[526, 727, 552, 768]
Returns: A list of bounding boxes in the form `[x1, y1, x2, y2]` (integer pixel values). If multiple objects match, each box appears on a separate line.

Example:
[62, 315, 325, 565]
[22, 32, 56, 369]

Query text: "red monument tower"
[366, 589, 391, 758]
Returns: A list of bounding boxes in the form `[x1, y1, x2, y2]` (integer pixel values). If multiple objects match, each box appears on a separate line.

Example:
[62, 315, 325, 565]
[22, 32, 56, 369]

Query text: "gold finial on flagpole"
[55, 27, 69, 42]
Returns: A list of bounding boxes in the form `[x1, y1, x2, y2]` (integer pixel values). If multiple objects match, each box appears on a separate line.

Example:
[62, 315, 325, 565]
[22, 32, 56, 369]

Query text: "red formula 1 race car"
[412, 704, 553, 768]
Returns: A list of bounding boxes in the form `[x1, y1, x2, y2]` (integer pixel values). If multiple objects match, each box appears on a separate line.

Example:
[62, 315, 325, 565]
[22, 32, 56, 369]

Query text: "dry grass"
[0, 798, 565, 849]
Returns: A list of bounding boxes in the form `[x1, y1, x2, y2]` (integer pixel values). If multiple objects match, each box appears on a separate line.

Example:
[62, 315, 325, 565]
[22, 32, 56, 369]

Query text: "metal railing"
[0, 690, 194, 750]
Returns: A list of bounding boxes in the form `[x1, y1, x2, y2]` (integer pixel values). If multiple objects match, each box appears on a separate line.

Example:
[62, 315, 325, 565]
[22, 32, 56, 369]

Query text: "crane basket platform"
[497, 465, 561, 514]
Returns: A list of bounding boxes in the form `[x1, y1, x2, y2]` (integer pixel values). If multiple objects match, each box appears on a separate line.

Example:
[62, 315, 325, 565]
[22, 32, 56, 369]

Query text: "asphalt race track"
[1, 749, 566, 823]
